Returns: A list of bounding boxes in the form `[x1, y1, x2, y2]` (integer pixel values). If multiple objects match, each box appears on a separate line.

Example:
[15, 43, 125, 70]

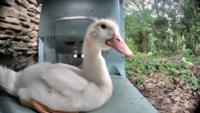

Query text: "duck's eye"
[101, 24, 107, 29]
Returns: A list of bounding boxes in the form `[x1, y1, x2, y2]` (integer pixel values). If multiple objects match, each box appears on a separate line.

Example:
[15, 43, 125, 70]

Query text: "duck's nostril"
[106, 40, 109, 45]
[116, 38, 120, 42]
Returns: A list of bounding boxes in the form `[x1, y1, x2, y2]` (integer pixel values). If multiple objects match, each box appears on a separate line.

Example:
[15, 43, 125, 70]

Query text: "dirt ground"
[128, 57, 200, 113]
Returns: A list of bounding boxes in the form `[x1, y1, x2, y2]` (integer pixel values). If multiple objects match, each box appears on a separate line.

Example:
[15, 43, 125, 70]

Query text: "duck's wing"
[57, 63, 82, 75]
[40, 66, 89, 93]
[29, 64, 103, 112]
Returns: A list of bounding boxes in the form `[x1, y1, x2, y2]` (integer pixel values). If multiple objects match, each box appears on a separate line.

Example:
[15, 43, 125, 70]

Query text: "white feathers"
[0, 19, 118, 112]
[40, 67, 89, 92]
[0, 66, 18, 95]
[17, 88, 31, 100]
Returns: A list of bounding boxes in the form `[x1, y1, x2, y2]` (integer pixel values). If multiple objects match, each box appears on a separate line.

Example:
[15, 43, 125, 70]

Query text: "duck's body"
[14, 38, 112, 112]
[0, 19, 133, 112]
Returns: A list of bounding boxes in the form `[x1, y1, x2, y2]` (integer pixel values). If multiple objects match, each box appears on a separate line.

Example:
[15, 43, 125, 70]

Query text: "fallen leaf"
[146, 83, 154, 89]
[190, 100, 195, 103]
[157, 96, 163, 99]
[176, 88, 182, 91]
[138, 85, 144, 90]
[180, 81, 185, 85]
[149, 100, 156, 105]
[186, 96, 190, 100]
[172, 110, 177, 113]
[157, 99, 162, 103]
[186, 84, 190, 90]
[198, 90, 200, 95]
[153, 79, 157, 83]
[193, 92, 197, 96]
[172, 90, 180, 96]
[164, 71, 170, 75]
[182, 86, 187, 91]
[133, 71, 137, 75]
[174, 97, 181, 102]
[173, 77, 180, 82]
[131, 76, 135, 80]
[163, 98, 171, 104]
[184, 111, 190, 113]
[184, 102, 189, 108]
[150, 72, 155, 76]
[159, 81, 165, 86]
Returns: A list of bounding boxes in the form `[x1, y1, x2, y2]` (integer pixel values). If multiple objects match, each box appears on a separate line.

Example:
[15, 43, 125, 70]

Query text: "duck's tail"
[0, 66, 19, 96]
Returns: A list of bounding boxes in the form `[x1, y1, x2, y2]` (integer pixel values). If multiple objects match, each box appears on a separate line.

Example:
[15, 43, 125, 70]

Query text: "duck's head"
[86, 19, 133, 57]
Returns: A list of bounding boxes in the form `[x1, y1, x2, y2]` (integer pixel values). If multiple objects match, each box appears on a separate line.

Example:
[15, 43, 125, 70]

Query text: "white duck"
[0, 19, 133, 112]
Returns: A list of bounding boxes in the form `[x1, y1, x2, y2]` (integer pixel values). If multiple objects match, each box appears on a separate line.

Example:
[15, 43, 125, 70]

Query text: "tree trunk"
[192, 35, 196, 55]
[198, 39, 199, 55]
[176, 32, 179, 54]
[145, 30, 148, 53]
[147, 36, 148, 53]
[156, 41, 158, 52]
[189, 32, 195, 55]
[142, 35, 145, 53]
[195, 39, 197, 56]
[154, 0, 159, 17]
[164, 26, 167, 51]
[168, 33, 170, 50]
[181, 35, 183, 54]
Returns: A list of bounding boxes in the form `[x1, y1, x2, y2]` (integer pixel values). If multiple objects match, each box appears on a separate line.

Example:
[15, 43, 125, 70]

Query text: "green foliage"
[3, 39, 10, 46]
[181, 57, 193, 66]
[124, 0, 154, 53]
[1, 39, 30, 72]
[125, 57, 199, 90]
[126, 38, 138, 54]
[124, 0, 200, 91]
[183, 55, 200, 65]
[150, 51, 177, 57]
[124, 0, 200, 56]
[179, 70, 199, 90]
[135, 75, 146, 84]
[2, 39, 16, 56]
[183, 49, 192, 56]
[162, 74, 172, 86]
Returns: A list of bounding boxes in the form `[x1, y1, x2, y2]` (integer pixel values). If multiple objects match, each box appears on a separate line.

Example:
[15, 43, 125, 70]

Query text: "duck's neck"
[82, 38, 113, 93]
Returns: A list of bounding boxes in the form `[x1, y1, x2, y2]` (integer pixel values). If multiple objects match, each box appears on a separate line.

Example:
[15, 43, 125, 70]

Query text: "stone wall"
[0, 0, 41, 56]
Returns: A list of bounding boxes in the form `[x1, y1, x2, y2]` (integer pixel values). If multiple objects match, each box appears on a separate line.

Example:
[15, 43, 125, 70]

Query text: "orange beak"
[106, 32, 133, 57]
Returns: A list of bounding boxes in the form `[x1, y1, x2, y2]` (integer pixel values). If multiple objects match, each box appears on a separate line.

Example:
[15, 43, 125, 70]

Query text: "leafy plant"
[3, 39, 10, 46]
[135, 75, 146, 84]
[1, 39, 31, 72]
[126, 37, 138, 54]
[182, 57, 193, 66]
[183, 49, 192, 56]
[125, 57, 199, 90]
[163, 75, 172, 86]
